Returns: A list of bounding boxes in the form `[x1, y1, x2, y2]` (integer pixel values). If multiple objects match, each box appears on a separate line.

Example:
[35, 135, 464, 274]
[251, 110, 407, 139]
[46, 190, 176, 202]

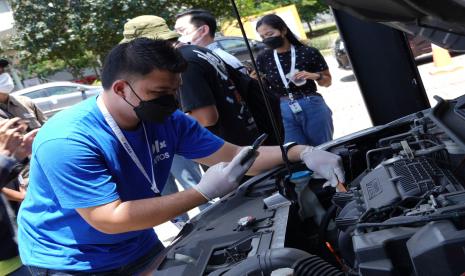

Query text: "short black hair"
[176, 9, 216, 37]
[0, 58, 9, 68]
[101, 38, 187, 90]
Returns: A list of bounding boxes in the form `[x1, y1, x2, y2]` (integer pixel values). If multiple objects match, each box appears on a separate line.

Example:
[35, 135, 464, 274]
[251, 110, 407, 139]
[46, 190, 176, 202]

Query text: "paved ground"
[321, 53, 465, 139]
[155, 53, 465, 246]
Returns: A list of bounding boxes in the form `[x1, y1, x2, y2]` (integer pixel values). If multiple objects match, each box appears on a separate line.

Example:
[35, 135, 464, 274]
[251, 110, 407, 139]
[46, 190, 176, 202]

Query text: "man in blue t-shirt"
[18, 38, 345, 274]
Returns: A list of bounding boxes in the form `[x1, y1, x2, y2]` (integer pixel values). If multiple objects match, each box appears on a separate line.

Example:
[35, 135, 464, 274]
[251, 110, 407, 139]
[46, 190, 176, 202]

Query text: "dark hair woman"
[255, 14, 334, 146]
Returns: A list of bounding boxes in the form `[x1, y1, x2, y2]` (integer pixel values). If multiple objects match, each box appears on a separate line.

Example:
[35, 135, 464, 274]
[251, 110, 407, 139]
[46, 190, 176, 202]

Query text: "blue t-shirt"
[17, 97, 224, 272]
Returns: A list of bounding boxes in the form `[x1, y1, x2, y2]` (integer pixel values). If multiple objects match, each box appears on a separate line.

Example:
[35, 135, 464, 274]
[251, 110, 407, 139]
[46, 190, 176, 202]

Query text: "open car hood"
[326, 0, 465, 51]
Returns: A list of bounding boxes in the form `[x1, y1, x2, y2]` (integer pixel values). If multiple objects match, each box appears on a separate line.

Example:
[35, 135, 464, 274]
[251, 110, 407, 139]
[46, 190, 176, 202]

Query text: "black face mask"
[263, 36, 285, 49]
[124, 82, 178, 123]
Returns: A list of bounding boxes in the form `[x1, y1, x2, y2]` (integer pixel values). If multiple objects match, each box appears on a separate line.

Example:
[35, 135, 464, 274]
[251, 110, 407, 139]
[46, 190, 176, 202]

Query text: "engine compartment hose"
[220, 248, 343, 275]
[355, 209, 465, 233]
[293, 254, 344, 276]
[221, 248, 310, 275]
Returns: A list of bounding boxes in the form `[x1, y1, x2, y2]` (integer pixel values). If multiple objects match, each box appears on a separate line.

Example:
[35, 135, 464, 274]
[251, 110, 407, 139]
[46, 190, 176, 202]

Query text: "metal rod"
[229, 0, 292, 175]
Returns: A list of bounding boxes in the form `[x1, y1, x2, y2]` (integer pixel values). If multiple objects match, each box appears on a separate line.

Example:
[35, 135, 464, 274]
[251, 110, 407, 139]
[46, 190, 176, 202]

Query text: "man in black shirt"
[122, 15, 259, 146]
[176, 44, 258, 145]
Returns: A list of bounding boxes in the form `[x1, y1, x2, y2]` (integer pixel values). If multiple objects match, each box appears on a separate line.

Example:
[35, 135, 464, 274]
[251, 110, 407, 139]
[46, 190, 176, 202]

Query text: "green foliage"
[295, 0, 329, 23]
[172, 0, 234, 19]
[162, 0, 327, 19]
[8, 0, 329, 78]
[308, 31, 338, 51]
[26, 59, 66, 78]
[233, 0, 329, 21]
[10, 1, 86, 77]
[9, 0, 174, 78]
[76, 0, 174, 64]
[310, 23, 338, 37]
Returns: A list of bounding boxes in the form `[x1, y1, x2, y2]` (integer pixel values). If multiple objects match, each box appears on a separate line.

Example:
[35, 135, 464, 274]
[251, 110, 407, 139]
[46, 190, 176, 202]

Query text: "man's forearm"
[247, 145, 306, 175]
[77, 188, 207, 234]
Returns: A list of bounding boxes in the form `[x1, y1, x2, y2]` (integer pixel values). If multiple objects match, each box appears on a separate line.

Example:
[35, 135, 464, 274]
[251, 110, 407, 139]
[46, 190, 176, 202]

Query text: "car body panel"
[327, 0, 465, 51]
[213, 36, 267, 64]
[12, 81, 102, 117]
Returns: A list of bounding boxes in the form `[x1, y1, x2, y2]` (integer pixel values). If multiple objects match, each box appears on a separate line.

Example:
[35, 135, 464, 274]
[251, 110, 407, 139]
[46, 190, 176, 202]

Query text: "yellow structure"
[221, 5, 307, 41]
[429, 44, 463, 75]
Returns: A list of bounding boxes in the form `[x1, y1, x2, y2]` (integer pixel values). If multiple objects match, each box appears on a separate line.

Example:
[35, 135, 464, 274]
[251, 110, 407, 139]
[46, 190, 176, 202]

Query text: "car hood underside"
[326, 0, 465, 51]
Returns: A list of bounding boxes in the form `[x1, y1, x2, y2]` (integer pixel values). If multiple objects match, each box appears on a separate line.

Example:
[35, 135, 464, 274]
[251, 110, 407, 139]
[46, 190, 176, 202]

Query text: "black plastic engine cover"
[407, 221, 465, 276]
[352, 227, 418, 275]
[352, 221, 465, 275]
[360, 166, 400, 209]
[360, 157, 461, 209]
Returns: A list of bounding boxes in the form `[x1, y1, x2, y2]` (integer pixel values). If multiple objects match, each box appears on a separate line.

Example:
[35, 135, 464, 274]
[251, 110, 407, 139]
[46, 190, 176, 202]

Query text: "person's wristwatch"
[283, 142, 299, 160]
[316, 72, 323, 81]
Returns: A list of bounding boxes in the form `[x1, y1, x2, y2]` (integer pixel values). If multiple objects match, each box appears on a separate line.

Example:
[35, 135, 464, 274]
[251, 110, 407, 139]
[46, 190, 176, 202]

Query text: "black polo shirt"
[256, 45, 328, 97]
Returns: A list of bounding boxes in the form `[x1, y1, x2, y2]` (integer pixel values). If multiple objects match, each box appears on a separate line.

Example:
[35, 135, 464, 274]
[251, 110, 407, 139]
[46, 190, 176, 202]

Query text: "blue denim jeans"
[8, 265, 32, 276]
[162, 154, 207, 222]
[26, 242, 164, 275]
[280, 95, 333, 146]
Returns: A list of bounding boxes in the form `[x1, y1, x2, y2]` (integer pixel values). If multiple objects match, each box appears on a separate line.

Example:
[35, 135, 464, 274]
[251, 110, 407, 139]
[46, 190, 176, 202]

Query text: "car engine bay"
[154, 95, 465, 275]
[330, 98, 465, 275]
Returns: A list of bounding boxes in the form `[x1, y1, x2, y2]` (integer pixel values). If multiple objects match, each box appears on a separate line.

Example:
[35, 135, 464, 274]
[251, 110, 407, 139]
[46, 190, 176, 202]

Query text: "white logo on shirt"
[155, 152, 170, 163]
[193, 49, 228, 80]
[154, 140, 167, 153]
[153, 140, 170, 163]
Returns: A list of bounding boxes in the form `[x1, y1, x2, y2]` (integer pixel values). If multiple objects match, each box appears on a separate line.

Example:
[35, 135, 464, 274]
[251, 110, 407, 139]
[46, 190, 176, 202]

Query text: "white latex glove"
[194, 147, 258, 200]
[300, 146, 345, 188]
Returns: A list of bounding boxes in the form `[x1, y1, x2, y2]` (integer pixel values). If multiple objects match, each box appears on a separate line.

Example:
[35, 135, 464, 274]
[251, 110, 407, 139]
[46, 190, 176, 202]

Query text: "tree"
[163, 0, 294, 19]
[228, 0, 330, 33]
[169, 0, 234, 19]
[9, 0, 177, 79]
[9, 0, 327, 80]
[295, 0, 330, 34]
[77, 0, 175, 65]
[205, 0, 330, 34]
[10, 1, 97, 79]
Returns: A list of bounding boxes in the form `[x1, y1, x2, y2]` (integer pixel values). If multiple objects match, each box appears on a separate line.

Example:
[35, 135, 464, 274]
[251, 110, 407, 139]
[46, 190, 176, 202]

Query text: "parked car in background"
[334, 37, 351, 70]
[74, 75, 98, 85]
[11, 81, 102, 117]
[334, 34, 435, 70]
[212, 36, 267, 64]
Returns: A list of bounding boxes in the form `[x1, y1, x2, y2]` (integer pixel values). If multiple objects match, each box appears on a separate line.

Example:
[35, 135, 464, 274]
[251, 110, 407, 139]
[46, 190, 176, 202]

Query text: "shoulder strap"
[223, 62, 253, 100]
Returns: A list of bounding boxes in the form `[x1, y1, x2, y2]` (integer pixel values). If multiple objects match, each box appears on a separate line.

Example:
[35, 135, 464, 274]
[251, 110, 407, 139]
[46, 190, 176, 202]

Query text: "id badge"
[289, 100, 302, 114]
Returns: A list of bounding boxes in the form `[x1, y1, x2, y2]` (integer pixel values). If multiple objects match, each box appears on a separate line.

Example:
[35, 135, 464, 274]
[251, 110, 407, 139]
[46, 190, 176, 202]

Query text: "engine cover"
[360, 157, 462, 209]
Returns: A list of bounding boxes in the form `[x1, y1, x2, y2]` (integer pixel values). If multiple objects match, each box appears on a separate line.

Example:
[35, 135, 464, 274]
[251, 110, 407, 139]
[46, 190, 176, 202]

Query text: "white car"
[11, 81, 102, 117]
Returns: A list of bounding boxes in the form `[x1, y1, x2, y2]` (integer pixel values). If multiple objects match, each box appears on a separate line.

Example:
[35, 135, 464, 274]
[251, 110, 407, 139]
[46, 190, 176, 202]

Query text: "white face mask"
[177, 27, 202, 45]
[0, 72, 14, 93]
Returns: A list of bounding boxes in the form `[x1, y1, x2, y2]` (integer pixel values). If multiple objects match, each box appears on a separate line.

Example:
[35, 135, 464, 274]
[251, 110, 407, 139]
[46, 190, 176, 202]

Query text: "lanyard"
[97, 97, 159, 194]
[273, 45, 296, 99]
